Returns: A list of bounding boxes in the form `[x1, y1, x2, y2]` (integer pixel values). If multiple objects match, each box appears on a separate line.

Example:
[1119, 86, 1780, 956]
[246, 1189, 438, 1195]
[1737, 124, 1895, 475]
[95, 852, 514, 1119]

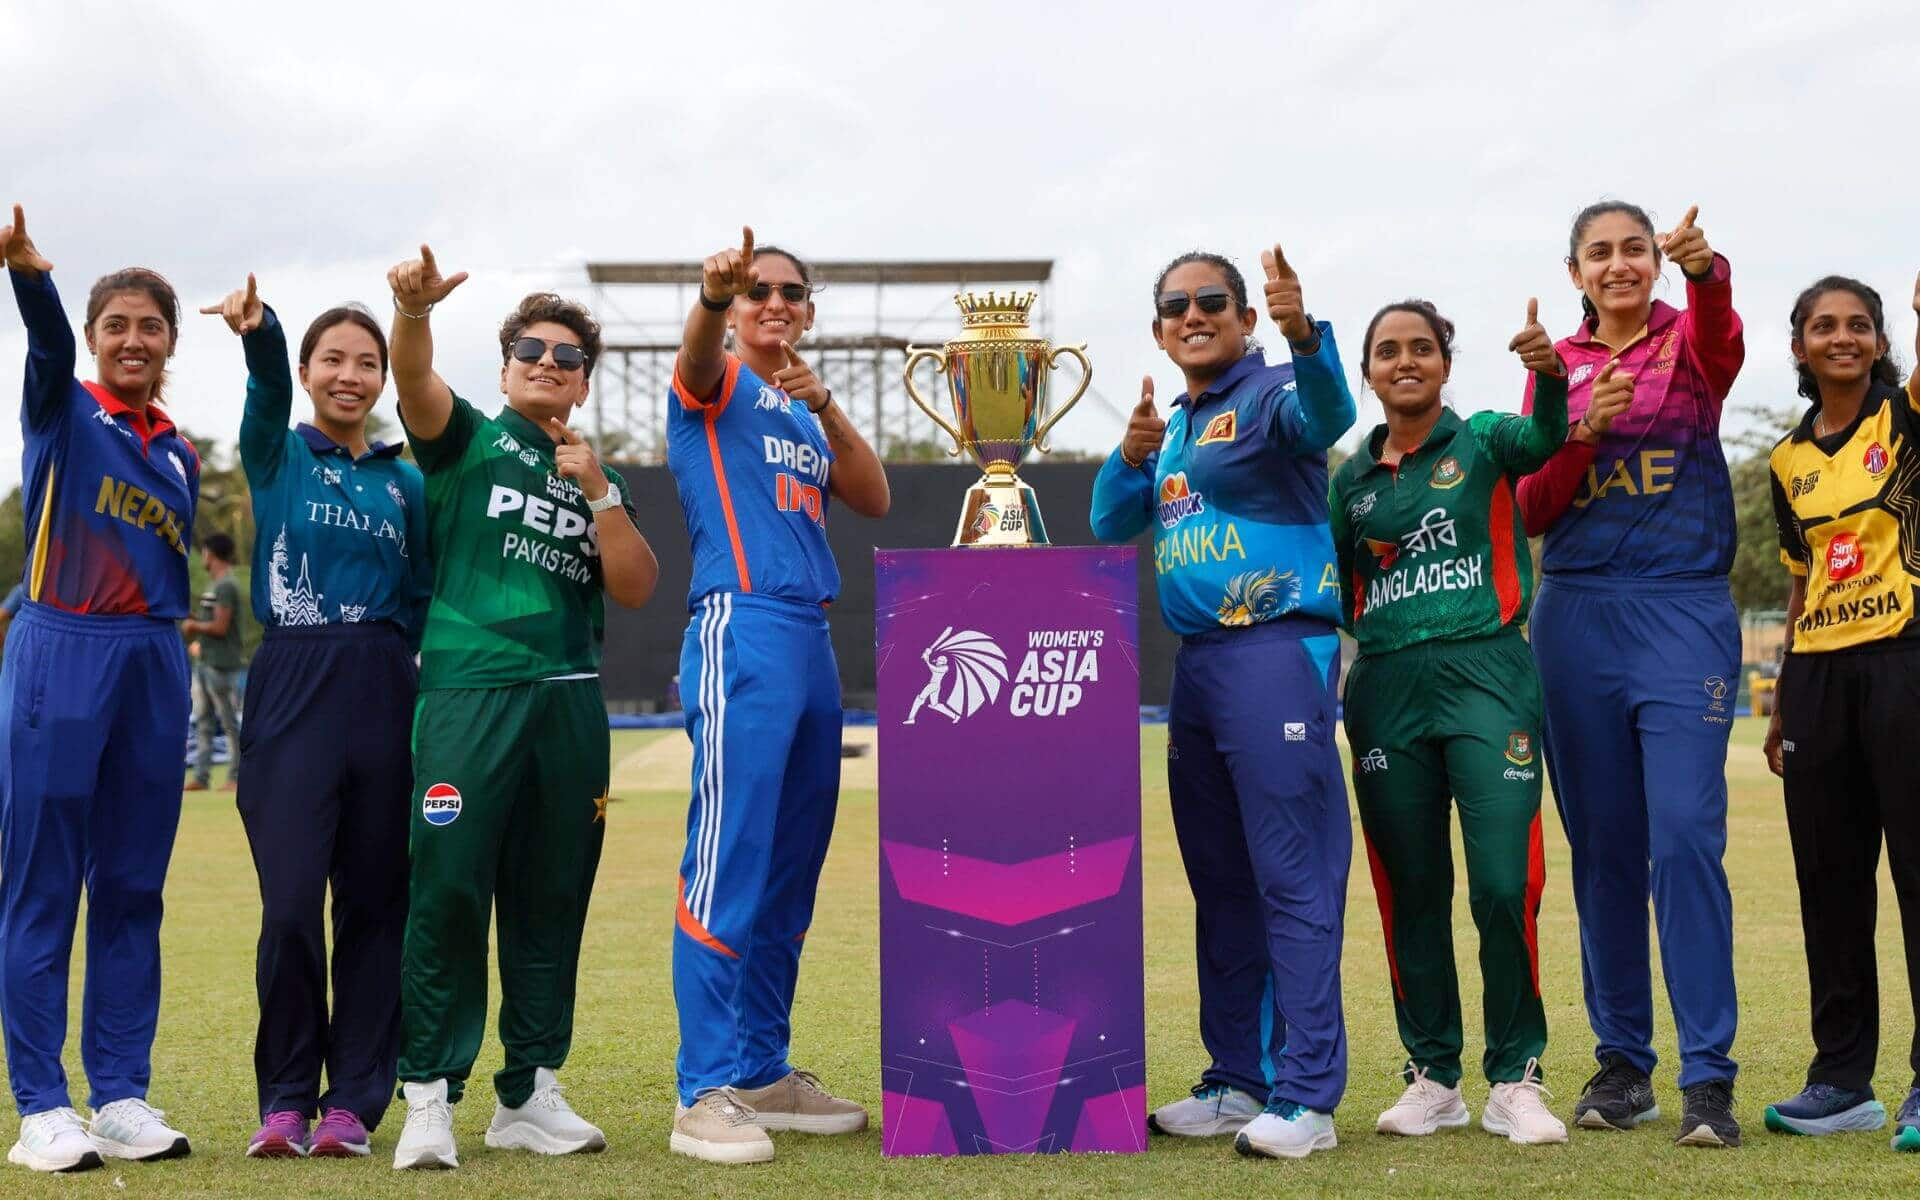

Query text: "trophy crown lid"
[954, 289, 1037, 330]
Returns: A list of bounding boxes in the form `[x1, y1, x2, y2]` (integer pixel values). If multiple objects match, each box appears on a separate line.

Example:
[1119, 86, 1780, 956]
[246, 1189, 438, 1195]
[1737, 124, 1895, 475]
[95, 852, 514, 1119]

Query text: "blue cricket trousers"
[673, 592, 842, 1105]
[1530, 573, 1739, 1088]
[1166, 621, 1349, 1113]
[237, 622, 414, 1127]
[0, 602, 188, 1115]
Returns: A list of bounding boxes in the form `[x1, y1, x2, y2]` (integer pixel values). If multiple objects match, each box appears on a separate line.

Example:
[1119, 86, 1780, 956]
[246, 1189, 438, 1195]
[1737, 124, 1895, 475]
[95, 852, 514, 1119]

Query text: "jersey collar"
[1789, 380, 1901, 447]
[497, 403, 558, 457]
[296, 422, 403, 461]
[82, 381, 178, 452]
[1361, 407, 1463, 471]
[1174, 353, 1263, 410]
[1567, 299, 1681, 354]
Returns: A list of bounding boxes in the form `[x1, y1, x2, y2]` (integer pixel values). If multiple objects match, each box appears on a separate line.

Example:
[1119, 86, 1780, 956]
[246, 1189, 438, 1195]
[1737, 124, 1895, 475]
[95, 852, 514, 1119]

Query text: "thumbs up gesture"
[1506, 298, 1563, 376]
[387, 244, 469, 314]
[0, 204, 53, 276]
[1659, 205, 1715, 279]
[199, 272, 264, 335]
[1121, 375, 1167, 468]
[1261, 243, 1314, 347]
[702, 225, 760, 304]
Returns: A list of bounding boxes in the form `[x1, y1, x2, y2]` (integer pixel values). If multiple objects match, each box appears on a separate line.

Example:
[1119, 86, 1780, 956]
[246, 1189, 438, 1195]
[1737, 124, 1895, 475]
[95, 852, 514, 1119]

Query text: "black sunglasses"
[1156, 285, 1235, 320]
[746, 282, 812, 304]
[510, 336, 586, 371]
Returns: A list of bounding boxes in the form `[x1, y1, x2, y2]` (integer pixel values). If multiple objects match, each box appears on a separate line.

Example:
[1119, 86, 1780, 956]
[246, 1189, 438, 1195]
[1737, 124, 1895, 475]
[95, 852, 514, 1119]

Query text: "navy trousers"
[237, 623, 414, 1126]
[0, 603, 188, 1115]
[1166, 622, 1349, 1112]
[1531, 574, 1739, 1089]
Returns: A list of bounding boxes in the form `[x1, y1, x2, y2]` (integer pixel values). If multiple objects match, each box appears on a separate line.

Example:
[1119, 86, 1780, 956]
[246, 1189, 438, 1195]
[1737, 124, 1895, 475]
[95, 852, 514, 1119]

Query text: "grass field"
[2, 717, 1913, 1197]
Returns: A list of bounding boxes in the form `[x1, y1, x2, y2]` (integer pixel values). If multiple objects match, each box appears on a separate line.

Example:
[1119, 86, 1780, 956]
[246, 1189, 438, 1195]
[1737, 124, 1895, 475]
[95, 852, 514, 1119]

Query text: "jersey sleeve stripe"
[1489, 475, 1521, 624]
[702, 412, 754, 593]
[27, 464, 54, 602]
[672, 353, 741, 416]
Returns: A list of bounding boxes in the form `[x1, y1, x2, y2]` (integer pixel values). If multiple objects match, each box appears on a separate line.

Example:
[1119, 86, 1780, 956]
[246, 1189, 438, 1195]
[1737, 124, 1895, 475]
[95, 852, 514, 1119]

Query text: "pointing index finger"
[741, 225, 755, 262]
[1678, 205, 1699, 231]
[546, 416, 581, 445]
[10, 204, 22, 237]
[244, 273, 257, 303]
[420, 244, 438, 274]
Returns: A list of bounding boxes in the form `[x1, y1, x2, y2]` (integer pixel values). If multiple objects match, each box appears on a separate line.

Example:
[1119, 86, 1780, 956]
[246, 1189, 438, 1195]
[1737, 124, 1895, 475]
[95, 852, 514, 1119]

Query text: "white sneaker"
[1482, 1059, 1568, 1145]
[1235, 1103, 1337, 1159]
[8, 1108, 103, 1172]
[671, 1089, 775, 1164]
[392, 1079, 459, 1170]
[1148, 1083, 1264, 1137]
[486, 1068, 606, 1155]
[87, 1098, 190, 1161]
[1377, 1066, 1472, 1135]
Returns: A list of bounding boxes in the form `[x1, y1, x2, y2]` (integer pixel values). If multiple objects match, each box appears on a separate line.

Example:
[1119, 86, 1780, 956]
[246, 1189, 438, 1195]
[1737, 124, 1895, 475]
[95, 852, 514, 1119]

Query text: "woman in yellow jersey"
[1764, 272, 1920, 1148]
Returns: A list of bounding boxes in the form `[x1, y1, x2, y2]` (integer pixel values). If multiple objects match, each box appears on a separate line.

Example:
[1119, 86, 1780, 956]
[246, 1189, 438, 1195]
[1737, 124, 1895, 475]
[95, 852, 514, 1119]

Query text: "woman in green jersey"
[1327, 298, 1568, 1147]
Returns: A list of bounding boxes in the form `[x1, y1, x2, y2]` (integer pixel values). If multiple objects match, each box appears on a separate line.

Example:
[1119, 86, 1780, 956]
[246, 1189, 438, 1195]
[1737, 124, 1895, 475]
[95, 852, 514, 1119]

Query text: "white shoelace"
[1496, 1059, 1557, 1115]
[96, 1099, 168, 1132]
[28, 1107, 88, 1139]
[693, 1087, 758, 1127]
[526, 1082, 572, 1113]
[404, 1097, 451, 1129]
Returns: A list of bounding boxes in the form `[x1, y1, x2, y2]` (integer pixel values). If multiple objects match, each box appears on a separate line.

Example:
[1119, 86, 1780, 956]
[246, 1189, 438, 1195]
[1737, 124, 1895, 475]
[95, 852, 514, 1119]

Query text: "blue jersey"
[1090, 324, 1354, 637]
[10, 269, 198, 618]
[667, 352, 838, 609]
[238, 308, 432, 644]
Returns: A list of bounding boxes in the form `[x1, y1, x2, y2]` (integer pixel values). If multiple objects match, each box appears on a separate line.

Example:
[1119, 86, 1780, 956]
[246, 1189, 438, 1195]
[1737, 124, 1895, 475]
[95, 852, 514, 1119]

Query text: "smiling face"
[85, 291, 175, 401]
[1365, 309, 1449, 419]
[300, 321, 386, 433]
[500, 319, 590, 425]
[1795, 290, 1887, 395]
[728, 252, 814, 356]
[1151, 261, 1254, 380]
[1567, 210, 1659, 326]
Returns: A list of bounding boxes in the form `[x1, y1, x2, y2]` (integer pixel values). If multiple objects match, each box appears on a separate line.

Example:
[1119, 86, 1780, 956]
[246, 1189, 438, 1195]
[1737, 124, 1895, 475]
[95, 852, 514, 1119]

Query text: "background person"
[181, 531, 245, 792]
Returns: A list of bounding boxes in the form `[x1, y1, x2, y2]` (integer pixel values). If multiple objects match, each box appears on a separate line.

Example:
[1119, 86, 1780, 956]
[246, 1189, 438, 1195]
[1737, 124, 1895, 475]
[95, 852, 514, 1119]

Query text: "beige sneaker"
[733, 1070, 869, 1134]
[1482, 1059, 1568, 1145]
[670, 1090, 774, 1165]
[1377, 1066, 1471, 1136]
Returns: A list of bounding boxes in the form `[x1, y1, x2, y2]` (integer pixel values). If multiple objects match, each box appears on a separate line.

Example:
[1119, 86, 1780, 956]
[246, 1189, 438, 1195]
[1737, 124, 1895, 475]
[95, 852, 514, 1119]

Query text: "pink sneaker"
[307, 1108, 370, 1157]
[247, 1111, 307, 1158]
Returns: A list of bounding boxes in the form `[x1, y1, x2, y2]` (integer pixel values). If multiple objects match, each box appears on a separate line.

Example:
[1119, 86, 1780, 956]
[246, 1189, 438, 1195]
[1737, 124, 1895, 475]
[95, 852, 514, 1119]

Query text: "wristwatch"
[588, 484, 623, 513]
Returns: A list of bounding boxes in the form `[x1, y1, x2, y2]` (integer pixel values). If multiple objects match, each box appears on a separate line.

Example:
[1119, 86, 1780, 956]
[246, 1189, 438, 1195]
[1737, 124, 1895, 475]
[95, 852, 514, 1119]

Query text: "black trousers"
[236, 623, 415, 1126]
[1779, 640, 1920, 1093]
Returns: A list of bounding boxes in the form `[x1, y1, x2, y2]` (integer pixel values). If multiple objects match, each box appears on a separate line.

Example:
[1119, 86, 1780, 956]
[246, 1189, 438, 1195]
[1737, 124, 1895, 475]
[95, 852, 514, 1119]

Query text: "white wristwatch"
[588, 484, 622, 513]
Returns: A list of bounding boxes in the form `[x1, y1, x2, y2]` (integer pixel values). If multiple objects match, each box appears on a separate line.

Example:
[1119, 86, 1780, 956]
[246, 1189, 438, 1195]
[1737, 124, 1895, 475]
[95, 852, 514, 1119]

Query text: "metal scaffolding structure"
[584, 258, 1068, 463]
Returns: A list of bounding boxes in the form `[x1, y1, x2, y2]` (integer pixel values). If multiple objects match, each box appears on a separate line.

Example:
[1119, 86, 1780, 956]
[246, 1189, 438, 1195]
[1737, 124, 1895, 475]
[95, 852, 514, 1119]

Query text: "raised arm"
[2, 204, 73, 432]
[548, 418, 658, 610]
[678, 226, 758, 405]
[1488, 299, 1570, 474]
[1261, 242, 1355, 451]
[202, 274, 293, 481]
[1089, 376, 1163, 543]
[1516, 354, 1634, 535]
[386, 245, 468, 442]
[1661, 206, 1742, 414]
[773, 342, 889, 517]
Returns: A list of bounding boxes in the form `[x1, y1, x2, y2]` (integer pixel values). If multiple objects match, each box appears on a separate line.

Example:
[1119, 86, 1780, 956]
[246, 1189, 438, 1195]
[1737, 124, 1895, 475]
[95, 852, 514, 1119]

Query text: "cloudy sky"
[2, 0, 1915, 493]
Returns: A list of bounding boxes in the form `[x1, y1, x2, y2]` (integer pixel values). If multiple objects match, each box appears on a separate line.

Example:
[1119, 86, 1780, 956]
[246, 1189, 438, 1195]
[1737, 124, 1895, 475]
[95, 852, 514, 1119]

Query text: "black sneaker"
[1574, 1055, 1659, 1130]
[1675, 1079, 1741, 1148]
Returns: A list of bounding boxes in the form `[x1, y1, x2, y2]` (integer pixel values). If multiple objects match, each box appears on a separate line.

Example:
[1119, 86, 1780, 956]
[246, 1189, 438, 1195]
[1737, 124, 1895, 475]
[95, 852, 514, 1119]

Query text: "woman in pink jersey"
[1516, 200, 1744, 1148]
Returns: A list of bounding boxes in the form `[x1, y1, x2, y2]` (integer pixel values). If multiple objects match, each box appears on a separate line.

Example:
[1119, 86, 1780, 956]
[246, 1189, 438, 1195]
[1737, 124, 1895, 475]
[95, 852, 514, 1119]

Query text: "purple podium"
[874, 546, 1145, 1156]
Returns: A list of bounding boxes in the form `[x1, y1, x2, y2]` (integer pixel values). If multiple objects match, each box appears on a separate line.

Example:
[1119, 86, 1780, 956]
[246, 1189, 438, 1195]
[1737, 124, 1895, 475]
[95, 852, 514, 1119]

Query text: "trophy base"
[953, 475, 1051, 547]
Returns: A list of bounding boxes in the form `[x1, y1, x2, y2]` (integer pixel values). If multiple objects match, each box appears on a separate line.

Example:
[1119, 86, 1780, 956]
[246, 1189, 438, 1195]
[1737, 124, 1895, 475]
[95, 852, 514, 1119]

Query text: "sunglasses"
[1156, 285, 1235, 320]
[509, 336, 586, 371]
[746, 282, 812, 304]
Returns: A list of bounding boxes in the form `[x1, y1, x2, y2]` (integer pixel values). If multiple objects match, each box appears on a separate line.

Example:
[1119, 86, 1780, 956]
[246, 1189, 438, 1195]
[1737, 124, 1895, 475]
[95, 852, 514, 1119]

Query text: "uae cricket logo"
[1504, 731, 1535, 766]
[1430, 456, 1465, 490]
[903, 626, 1008, 725]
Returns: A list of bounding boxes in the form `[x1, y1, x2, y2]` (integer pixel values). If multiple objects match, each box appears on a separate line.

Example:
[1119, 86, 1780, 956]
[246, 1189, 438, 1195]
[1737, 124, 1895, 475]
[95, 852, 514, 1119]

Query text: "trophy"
[903, 291, 1091, 547]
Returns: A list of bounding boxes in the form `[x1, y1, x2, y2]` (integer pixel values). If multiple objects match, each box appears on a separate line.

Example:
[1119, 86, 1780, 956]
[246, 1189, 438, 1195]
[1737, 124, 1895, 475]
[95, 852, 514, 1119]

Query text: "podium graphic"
[876, 546, 1145, 1156]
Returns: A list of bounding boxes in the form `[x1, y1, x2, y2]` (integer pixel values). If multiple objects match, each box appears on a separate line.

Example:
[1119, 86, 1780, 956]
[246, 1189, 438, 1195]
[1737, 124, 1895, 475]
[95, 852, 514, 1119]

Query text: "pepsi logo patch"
[422, 782, 462, 826]
[1864, 442, 1890, 476]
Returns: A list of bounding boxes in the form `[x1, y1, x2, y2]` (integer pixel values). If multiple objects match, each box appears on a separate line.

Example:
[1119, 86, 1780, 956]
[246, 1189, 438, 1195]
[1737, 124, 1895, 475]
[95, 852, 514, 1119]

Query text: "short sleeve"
[405, 391, 483, 474]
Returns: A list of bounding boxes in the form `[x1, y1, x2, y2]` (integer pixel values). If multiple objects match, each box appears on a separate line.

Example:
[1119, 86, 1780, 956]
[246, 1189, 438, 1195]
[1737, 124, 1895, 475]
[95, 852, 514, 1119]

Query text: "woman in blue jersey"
[1516, 201, 1744, 1148]
[665, 227, 889, 1165]
[1089, 243, 1355, 1160]
[199, 275, 431, 1160]
[0, 206, 196, 1172]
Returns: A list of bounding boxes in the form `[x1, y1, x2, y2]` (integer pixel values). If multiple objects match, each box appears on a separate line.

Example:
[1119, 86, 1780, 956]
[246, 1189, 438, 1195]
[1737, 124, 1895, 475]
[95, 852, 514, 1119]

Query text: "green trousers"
[1343, 630, 1548, 1086]
[396, 678, 609, 1107]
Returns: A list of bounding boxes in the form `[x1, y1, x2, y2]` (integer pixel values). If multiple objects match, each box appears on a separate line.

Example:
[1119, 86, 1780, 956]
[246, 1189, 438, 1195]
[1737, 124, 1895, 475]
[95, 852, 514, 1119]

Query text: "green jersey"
[197, 573, 246, 670]
[1328, 373, 1568, 656]
[405, 393, 635, 691]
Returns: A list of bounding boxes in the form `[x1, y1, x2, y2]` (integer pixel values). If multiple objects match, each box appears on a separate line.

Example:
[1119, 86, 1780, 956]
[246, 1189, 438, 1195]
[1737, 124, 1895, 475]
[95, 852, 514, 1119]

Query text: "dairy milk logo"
[903, 627, 1008, 725]
[422, 782, 462, 826]
[1157, 472, 1206, 529]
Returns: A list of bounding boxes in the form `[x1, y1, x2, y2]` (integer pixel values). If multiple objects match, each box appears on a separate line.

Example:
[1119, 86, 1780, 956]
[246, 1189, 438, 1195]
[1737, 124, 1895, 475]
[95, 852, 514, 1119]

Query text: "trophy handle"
[903, 346, 964, 457]
[1034, 343, 1091, 454]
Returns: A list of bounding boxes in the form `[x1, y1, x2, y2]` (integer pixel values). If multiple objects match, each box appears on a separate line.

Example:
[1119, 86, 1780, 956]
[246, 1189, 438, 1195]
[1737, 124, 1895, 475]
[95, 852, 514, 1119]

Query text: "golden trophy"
[903, 291, 1091, 547]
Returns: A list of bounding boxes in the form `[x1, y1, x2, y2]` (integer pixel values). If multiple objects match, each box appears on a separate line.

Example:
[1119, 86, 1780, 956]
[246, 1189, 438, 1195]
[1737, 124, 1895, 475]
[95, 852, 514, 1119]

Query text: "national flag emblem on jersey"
[1364, 537, 1401, 569]
[1196, 410, 1237, 445]
[1504, 732, 1534, 765]
[1864, 442, 1890, 476]
[1430, 456, 1464, 489]
[1826, 531, 1864, 581]
[422, 782, 463, 826]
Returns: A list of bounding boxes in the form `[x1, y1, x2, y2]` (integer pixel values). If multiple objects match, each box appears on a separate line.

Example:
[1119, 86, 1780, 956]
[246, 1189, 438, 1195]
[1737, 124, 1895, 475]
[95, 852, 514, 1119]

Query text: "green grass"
[4, 718, 1912, 1196]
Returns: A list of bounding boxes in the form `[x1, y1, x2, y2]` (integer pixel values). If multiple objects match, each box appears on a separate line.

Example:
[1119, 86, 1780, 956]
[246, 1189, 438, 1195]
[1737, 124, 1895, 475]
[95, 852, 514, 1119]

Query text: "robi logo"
[1827, 532, 1864, 582]
[422, 782, 463, 827]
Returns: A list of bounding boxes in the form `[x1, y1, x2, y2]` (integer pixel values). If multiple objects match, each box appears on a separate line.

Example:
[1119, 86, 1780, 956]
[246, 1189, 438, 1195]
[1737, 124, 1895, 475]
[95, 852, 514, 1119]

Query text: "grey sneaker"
[670, 1089, 775, 1164]
[733, 1070, 867, 1134]
[1149, 1081, 1264, 1137]
[87, 1098, 190, 1161]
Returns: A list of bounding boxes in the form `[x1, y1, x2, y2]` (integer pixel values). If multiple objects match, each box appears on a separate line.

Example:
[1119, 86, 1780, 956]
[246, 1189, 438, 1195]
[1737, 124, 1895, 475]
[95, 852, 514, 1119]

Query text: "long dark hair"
[1566, 201, 1661, 322]
[300, 305, 389, 375]
[1360, 299, 1456, 383]
[1788, 275, 1903, 403]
